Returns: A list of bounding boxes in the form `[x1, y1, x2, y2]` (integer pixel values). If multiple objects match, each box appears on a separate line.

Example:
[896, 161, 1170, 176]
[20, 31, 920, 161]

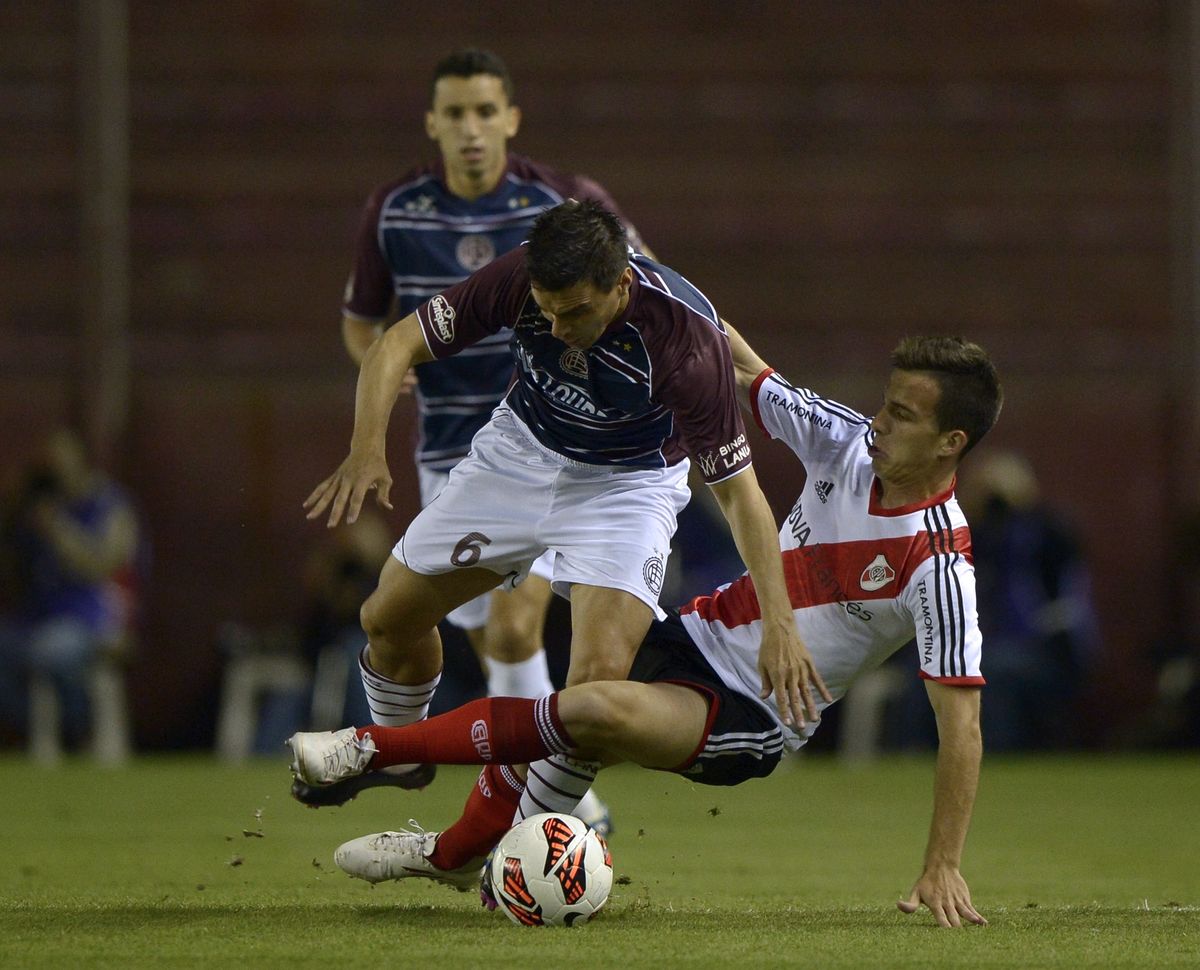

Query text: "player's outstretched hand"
[757, 621, 832, 729]
[303, 450, 393, 527]
[897, 866, 987, 928]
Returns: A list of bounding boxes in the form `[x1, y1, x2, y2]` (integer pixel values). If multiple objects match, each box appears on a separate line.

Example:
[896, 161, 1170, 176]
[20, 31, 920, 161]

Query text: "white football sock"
[358, 645, 440, 774]
[574, 787, 607, 825]
[515, 753, 599, 822]
[486, 650, 555, 698]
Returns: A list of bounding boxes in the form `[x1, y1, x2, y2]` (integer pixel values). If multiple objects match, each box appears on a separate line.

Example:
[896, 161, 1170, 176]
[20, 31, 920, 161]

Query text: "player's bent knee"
[359, 590, 434, 662]
[560, 682, 641, 748]
[485, 612, 542, 661]
[358, 594, 393, 642]
[565, 654, 637, 686]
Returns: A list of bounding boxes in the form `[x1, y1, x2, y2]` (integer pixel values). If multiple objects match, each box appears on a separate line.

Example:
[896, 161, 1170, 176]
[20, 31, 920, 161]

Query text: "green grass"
[2, 754, 1198, 968]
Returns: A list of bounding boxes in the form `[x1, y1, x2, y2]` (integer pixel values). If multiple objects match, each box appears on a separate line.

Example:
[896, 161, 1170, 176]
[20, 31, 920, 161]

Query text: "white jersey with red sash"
[680, 368, 984, 749]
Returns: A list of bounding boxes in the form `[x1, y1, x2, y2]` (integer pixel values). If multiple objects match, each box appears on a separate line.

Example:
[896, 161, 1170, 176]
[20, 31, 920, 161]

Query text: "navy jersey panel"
[343, 154, 641, 471]
[416, 249, 751, 483]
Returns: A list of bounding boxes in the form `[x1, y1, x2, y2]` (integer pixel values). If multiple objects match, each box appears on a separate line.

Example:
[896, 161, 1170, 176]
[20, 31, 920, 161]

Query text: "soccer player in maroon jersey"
[308, 50, 650, 828]
[304, 199, 829, 879]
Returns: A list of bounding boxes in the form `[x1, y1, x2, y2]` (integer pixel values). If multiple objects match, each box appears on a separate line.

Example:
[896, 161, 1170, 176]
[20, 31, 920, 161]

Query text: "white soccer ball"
[485, 812, 613, 927]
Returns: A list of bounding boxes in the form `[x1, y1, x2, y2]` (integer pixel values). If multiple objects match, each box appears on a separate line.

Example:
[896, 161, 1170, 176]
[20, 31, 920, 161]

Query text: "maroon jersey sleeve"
[651, 314, 752, 485]
[342, 184, 395, 321]
[415, 246, 528, 358]
[511, 157, 647, 253]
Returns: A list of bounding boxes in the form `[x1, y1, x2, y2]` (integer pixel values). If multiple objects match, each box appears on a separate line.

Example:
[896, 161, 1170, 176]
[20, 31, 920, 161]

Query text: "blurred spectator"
[247, 508, 393, 751]
[1123, 511, 1200, 748]
[961, 450, 1100, 750]
[0, 428, 141, 748]
[888, 450, 1099, 751]
[296, 507, 394, 725]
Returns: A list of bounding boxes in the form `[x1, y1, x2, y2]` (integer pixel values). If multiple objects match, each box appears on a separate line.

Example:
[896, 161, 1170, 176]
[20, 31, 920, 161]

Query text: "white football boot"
[334, 822, 483, 892]
[575, 788, 614, 838]
[288, 727, 377, 787]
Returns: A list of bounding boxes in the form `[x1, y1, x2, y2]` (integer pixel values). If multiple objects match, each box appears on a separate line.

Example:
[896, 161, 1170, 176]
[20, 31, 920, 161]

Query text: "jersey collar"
[868, 474, 957, 517]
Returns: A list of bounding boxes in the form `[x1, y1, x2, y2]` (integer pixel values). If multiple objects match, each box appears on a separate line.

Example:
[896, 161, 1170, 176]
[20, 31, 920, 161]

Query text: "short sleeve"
[342, 187, 395, 322]
[902, 554, 985, 685]
[415, 247, 528, 359]
[751, 369, 872, 467]
[655, 319, 751, 485]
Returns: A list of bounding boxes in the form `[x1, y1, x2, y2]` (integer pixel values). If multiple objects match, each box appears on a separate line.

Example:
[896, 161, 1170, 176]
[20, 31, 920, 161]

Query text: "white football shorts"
[417, 462, 555, 630]
[399, 406, 690, 621]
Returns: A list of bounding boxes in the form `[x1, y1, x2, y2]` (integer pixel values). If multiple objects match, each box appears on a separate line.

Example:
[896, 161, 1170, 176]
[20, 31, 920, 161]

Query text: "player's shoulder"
[506, 154, 612, 202]
[465, 243, 528, 287]
[897, 493, 975, 578]
[629, 255, 722, 332]
[366, 162, 444, 208]
[754, 370, 872, 442]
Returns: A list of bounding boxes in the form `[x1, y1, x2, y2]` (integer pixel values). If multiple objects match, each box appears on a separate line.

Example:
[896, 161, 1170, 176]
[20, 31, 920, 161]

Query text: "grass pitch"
[2, 753, 1197, 968]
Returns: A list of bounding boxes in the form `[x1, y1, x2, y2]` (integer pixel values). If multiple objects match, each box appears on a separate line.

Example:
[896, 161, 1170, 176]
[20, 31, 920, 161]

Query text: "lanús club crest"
[456, 234, 495, 272]
[642, 555, 665, 595]
[559, 348, 589, 378]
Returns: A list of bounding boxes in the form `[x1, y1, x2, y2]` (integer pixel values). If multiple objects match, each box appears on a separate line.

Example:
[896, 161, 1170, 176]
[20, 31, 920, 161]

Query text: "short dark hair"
[891, 335, 1002, 455]
[525, 200, 629, 291]
[431, 48, 515, 103]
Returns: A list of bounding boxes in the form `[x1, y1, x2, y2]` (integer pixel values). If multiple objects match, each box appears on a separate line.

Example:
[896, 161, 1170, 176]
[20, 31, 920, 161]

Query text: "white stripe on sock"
[358, 646, 441, 727]
[486, 650, 555, 698]
[514, 754, 599, 823]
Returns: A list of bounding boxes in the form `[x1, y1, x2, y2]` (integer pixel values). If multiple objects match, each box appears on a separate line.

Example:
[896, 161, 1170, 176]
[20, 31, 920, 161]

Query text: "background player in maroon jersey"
[293, 332, 1000, 928]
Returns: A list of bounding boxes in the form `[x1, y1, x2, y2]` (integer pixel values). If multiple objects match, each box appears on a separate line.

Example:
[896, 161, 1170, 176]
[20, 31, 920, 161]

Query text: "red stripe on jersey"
[749, 368, 776, 438]
[682, 527, 972, 629]
[919, 671, 986, 686]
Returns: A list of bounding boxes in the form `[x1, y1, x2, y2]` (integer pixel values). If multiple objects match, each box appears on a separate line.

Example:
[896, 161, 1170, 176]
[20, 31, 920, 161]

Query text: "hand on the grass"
[897, 866, 987, 928]
[757, 620, 832, 729]
[303, 450, 393, 527]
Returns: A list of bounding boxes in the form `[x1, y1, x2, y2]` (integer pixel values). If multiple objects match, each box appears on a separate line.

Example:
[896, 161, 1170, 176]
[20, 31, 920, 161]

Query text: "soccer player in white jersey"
[303, 50, 648, 825]
[291, 333, 1001, 929]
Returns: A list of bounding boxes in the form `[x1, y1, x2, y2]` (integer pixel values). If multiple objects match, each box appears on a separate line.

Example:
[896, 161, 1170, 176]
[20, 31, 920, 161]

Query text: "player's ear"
[941, 429, 968, 460]
[424, 110, 438, 140]
[505, 104, 521, 139]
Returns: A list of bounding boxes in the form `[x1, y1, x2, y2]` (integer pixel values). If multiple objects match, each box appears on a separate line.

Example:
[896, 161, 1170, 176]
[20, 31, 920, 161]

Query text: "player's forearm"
[924, 695, 982, 869]
[710, 470, 791, 625]
[342, 315, 383, 366]
[720, 320, 770, 397]
[349, 316, 429, 453]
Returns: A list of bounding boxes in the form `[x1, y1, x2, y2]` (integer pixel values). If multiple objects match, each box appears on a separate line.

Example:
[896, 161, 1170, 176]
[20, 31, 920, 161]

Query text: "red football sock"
[429, 763, 525, 871]
[355, 695, 573, 767]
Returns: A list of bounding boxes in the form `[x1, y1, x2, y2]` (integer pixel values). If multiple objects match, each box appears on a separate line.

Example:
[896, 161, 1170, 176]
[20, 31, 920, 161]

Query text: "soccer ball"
[484, 813, 613, 927]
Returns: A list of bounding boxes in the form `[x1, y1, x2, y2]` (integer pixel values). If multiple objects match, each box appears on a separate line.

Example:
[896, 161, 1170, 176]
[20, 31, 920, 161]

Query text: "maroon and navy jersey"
[680, 368, 984, 748]
[343, 154, 643, 471]
[414, 247, 751, 485]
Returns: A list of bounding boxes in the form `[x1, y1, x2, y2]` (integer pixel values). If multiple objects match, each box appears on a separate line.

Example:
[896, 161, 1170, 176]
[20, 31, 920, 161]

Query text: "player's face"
[530, 269, 634, 350]
[426, 74, 520, 196]
[868, 370, 957, 484]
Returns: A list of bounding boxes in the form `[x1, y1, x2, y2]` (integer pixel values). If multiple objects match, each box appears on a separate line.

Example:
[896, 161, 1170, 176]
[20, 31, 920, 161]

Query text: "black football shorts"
[628, 613, 785, 786]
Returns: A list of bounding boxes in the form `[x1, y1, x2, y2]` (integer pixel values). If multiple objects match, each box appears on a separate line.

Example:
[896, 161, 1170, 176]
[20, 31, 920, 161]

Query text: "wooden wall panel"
[0, 0, 1177, 747]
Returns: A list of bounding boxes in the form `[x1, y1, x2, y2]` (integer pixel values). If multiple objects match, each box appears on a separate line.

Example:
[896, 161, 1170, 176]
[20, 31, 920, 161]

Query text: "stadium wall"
[0, 1, 1178, 746]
